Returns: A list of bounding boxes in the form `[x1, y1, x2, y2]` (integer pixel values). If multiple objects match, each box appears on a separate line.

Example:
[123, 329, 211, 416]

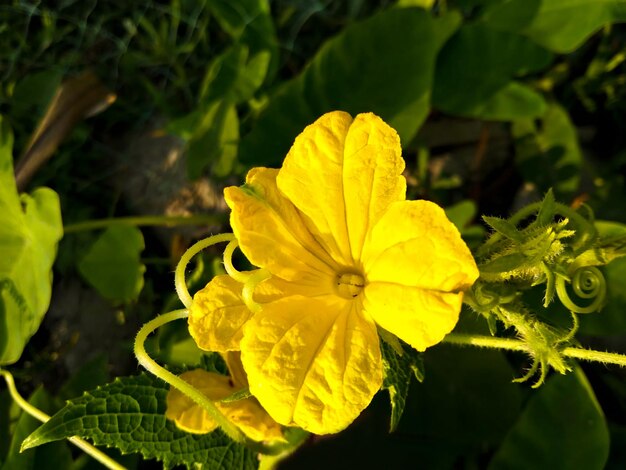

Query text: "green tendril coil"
[555, 266, 606, 314]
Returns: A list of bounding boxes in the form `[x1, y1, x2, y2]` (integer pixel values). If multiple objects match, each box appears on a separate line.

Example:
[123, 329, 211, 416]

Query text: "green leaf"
[207, 0, 278, 79]
[200, 45, 271, 105]
[482, 0, 626, 53]
[22, 373, 258, 470]
[380, 340, 424, 432]
[2, 387, 73, 470]
[186, 100, 239, 179]
[0, 117, 63, 365]
[489, 367, 609, 470]
[513, 102, 582, 196]
[480, 253, 528, 273]
[433, 23, 551, 120]
[77, 226, 145, 304]
[483, 216, 523, 242]
[240, 8, 460, 166]
[537, 188, 556, 226]
[445, 200, 478, 231]
[200, 352, 229, 376]
[401, 345, 522, 467]
[445, 200, 486, 247]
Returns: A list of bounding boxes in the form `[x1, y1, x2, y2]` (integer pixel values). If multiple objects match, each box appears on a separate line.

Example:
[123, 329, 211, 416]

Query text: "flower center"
[335, 271, 365, 299]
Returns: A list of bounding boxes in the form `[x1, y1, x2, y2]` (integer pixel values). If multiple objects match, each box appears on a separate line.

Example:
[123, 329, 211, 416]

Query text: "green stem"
[64, 215, 224, 234]
[223, 240, 254, 284]
[242, 269, 271, 314]
[134, 309, 295, 456]
[174, 233, 235, 308]
[443, 333, 530, 352]
[0, 369, 126, 470]
[133, 309, 246, 444]
[562, 347, 626, 367]
[443, 333, 626, 367]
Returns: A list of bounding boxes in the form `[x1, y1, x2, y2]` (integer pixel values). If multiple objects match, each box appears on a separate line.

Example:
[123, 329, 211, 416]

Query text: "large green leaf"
[489, 367, 609, 470]
[22, 373, 258, 470]
[433, 23, 551, 120]
[397, 345, 523, 467]
[240, 8, 461, 166]
[512, 102, 582, 196]
[0, 117, 63, 365]
[482, 0, 626, 53]
[77, 225, 145, 304]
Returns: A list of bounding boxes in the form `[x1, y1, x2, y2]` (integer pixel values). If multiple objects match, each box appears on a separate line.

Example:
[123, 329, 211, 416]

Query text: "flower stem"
[133, 309, 246, 444]
[443, 333, 626, 367]
[562, 347, 626, 367]
[443, 333, 530, 352]
[0, 369, 126, 470]
[174, 233, 235, 308]
[63, 214, 224, 234]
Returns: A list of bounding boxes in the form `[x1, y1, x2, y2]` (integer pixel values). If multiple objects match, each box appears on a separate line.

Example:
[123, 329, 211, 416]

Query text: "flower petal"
[363, 282, 464, 351]
[224, 351, 249, 389]
[189, 275, 251, 352]
[277, 111, 406, 264]
[276, 112, 354, 265]
[364, 200, 479, 292]
[224, 167, 337, 288]
[165, 369, 232, 434]
[166, 369, 284, 442]
[240, 295, 382, 434]
[342, 113, 406, 261]
[220, 395, 285, 443]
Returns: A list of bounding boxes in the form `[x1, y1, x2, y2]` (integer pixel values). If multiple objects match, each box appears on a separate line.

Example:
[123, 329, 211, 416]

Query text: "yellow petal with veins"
[342, 113, 406, 261]
[363, 282, 464, 351]
[189, 275, 251, 352]
[166, 369, 284, 442]
[364, 200, 479, 291]
[277, 111, 354, 265]
[240, 295, 382, 434]
[189, 272, 338, 354]
[225, 167, 337, 287]
[277, 111, 406, 265]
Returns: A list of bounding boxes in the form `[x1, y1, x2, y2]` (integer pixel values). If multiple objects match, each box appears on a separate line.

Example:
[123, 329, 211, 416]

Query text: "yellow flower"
[165, 352, 284, 442]
[189, 111, 479, 434]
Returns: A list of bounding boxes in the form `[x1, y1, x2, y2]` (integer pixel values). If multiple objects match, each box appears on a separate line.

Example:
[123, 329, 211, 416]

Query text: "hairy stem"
[174, 233, 236, 308]
[443, 333, 626, 367]
[133, 309, 246, 443]
[0, 369, 126, 470]
[223, 239, 254, 284]
[134, 309, 302, 456]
